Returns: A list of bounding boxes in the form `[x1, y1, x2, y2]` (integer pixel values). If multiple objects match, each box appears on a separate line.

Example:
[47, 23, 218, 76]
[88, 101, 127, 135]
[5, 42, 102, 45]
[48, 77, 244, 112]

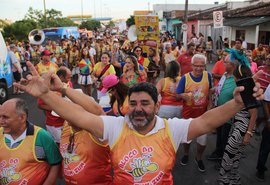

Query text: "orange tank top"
[60, 123, 112, 185]
[111, 120, 176, 185]
[0, 126, 50, 185]
[161, 77, 183, 106]
[182, 71, 209, 118]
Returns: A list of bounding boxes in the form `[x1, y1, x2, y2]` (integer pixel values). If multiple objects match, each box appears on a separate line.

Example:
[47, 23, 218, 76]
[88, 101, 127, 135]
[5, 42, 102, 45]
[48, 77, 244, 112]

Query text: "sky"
[1, 0, 244, 21]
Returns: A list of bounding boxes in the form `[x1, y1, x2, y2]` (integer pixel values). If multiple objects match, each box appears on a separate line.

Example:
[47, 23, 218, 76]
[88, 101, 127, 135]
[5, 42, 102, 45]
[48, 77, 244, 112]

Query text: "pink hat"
[101, 74, 119, 93]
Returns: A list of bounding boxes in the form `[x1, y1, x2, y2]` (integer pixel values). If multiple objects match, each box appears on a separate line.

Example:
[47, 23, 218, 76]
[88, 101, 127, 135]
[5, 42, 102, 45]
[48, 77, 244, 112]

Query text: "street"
[10, 62, 270, 185]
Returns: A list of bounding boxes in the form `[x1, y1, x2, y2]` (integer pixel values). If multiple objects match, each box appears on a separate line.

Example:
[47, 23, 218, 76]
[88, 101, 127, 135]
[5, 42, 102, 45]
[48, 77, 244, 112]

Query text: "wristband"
[246, 131, 253, 137]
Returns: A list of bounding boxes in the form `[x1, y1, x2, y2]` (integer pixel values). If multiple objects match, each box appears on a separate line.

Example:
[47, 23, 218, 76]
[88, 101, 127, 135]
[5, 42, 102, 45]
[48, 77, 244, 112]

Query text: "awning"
[224, 17, 270, 27]
[171, 19, 182, 25]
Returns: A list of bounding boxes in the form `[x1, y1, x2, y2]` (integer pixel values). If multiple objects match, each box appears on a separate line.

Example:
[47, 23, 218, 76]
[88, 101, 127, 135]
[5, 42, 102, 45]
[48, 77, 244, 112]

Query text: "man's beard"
[129, 110, 155, 128]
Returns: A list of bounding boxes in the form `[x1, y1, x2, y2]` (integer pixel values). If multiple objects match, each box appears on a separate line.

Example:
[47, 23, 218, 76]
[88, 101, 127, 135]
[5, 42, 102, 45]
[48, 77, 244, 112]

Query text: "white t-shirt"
[89, 47, 96, 57]
[264, 84, 270, 101]
[101, 115, 192, 150]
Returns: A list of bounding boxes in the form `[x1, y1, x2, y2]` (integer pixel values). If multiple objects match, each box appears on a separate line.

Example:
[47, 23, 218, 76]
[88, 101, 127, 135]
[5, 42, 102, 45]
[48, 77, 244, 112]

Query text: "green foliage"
[3, 19, 37, 41]
[2, 7, 77, 40]
[107, 20, 115, 28]
[79, 20, 101, 31]
[126, 15, 135, 27]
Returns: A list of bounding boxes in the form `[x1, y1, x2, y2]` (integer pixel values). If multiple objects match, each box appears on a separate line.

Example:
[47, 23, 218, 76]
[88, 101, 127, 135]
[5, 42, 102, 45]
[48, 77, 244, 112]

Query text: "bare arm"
[188, 98, 243, 140]
[243, 108, 257, 145]
[15, 62, 104, 139]
[188, 84, 263, 140]
[42, 164, 61, 185]
[63, 87, 105, 115]
[156, 78, 164, 94]
[40, 91, 104, 138]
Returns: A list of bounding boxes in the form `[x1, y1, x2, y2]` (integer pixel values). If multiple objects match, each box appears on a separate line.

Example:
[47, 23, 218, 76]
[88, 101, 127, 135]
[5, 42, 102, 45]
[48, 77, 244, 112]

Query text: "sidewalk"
[172, 133, 270, 185]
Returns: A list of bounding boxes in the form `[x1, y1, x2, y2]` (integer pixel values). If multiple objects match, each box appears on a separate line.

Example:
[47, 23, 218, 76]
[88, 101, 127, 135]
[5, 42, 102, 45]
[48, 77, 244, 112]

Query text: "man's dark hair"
[14, 98, 28, 117]
[128, 82, 158, 104]
[57, 68, 67, 78]
[235, 38, 242, 44]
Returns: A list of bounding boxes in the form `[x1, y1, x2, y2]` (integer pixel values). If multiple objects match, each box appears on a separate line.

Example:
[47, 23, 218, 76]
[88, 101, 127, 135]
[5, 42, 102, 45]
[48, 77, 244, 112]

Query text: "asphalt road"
[9, 62, 270, 185]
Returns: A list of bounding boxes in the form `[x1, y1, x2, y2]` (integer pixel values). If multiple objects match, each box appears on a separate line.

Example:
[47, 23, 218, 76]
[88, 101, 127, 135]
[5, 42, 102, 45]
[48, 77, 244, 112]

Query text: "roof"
[225, 2, 270, 17]
[224, 16, 270, 26]
[187, 4, 228, 20]
[187, 1, 270, 21]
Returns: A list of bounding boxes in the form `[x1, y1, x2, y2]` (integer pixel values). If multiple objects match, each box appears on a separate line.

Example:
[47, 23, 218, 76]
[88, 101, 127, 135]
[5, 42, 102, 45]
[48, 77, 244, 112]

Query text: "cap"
[172, 42, 177, 46]
[113, 38, 119, 42]
[9, 44, 16, 48]
[41, 49, 52, 56]
[101, 74, 119, 93]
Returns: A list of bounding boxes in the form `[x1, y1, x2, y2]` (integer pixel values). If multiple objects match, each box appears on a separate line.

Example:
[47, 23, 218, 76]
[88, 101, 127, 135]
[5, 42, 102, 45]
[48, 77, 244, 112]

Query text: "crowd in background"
[2, 29, 270, 184]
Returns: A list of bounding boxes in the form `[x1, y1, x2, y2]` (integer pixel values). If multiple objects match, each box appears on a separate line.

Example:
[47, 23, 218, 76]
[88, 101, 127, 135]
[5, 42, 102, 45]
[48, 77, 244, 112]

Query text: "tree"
[3, 19, 37, 41]
[24, 7, 76, 28]
[2, 7, 79, 40]
[79, 20, 101, 31]
[126, 15, 135, 27]
[107, 20, 115, 28]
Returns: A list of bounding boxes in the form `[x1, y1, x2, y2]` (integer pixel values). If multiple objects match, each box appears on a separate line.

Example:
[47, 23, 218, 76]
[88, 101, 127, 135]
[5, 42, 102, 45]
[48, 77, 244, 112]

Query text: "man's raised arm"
[188, 84, 263, 141]
[14, 61, 104, 139]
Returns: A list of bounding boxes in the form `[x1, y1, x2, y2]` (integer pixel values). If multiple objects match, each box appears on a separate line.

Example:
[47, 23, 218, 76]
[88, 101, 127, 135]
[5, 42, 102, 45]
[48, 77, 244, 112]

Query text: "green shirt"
[217, 76, 236, 124]
[4, 123, 62, 165]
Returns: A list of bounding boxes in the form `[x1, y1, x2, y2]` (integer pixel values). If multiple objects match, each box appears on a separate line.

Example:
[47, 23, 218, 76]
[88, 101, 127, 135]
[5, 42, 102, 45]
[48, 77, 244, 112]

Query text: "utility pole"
[43, 0, 47, 28]
[183, 0, 189, 49]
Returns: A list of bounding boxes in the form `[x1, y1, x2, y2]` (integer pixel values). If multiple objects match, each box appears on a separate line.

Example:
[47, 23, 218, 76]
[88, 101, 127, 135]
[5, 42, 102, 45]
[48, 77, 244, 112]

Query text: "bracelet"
[246, 131, 253, 137]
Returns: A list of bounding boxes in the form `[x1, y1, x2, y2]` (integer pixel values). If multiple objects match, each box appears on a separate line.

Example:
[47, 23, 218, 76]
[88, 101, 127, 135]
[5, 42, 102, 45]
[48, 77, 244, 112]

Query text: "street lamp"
[43, 0, 47, 28]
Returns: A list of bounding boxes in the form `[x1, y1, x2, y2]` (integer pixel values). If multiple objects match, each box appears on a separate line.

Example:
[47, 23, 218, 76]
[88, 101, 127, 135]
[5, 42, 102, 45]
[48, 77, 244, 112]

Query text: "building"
[152, 3, 220, 40]
[186, 0, 270, 50]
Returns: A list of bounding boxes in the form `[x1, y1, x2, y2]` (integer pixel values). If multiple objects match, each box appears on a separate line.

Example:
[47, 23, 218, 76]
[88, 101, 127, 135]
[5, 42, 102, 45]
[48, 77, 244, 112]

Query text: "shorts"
[97, 90, 108, 100]
[71, 67, 80, 75]
[196, 134, 207, 146]
[78, 74, 93, 85]
[46, 125, 63, 144]
[13, 71, 21, 82]
[158, 105, 183, 119]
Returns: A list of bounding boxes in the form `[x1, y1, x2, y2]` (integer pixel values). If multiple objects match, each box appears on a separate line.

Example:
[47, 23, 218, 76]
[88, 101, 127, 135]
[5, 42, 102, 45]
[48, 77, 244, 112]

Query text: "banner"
[134, 15, 159, 52]
[213, 11, 223, 28]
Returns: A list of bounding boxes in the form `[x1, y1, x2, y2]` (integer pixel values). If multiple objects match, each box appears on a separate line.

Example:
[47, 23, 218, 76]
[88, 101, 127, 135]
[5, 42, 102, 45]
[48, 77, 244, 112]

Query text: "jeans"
[216, 123, 232, 157]
[256, 127, 270, 172]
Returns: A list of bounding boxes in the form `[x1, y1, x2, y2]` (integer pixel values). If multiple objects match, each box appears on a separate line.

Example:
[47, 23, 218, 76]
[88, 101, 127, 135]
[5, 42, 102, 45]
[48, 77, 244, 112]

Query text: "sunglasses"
[67, 132, 75, 153]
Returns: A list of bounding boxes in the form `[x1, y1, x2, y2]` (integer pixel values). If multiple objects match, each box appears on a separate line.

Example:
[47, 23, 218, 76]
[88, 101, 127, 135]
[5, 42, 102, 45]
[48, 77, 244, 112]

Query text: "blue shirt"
[176, 72, 212, 94]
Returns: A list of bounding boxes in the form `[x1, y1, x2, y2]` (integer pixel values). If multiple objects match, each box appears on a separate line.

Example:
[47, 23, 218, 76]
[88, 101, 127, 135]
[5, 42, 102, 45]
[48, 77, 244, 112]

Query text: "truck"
[0, 32, 13, 104]
[42, 26, 80, 44]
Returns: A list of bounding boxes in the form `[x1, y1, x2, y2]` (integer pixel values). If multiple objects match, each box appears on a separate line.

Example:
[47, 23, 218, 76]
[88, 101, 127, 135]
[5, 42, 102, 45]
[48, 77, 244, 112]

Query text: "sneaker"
[195, 159, 206, 172]
[256, 171, 265, 182]
[207, 152, 222, 161]
[180, 155, 189, 166]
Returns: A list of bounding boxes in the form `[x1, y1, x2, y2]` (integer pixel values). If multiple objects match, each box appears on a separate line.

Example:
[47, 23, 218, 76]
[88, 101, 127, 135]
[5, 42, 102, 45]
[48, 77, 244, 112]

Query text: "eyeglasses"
[192, 64, 206, 68]
[67, 132, 75, 153]
[135, 50, 142, 52]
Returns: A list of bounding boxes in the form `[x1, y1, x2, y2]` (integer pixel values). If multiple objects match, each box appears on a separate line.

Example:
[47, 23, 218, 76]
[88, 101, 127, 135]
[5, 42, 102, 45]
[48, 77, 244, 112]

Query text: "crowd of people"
[0, 29, 269, 185]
